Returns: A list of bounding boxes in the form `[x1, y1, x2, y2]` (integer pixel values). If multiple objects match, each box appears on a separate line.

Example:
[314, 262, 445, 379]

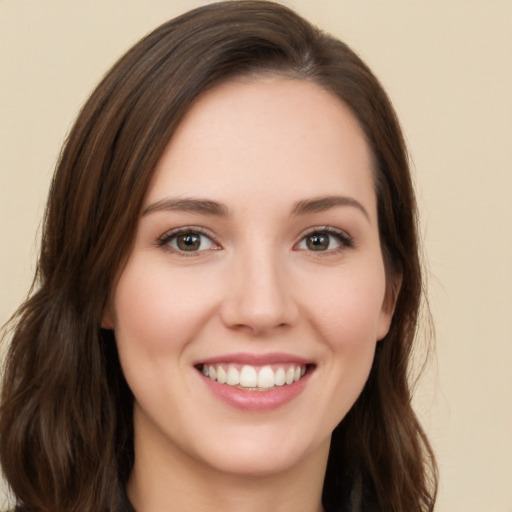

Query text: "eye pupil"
[307, 233, 329, 251]
[177, 233, 201, 251]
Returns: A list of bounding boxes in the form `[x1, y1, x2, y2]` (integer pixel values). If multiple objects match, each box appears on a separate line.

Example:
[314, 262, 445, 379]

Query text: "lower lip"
[200, 371, 311, 411]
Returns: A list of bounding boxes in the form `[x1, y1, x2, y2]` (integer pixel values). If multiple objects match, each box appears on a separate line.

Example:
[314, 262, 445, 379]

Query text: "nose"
[219, 249, 299, 336]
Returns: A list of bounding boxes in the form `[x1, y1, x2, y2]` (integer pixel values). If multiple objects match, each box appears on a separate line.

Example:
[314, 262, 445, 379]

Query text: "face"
[104, 77, 395, 479]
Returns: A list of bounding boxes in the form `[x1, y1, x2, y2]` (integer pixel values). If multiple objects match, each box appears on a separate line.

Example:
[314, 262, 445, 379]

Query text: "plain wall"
[1, 1, 511, 511]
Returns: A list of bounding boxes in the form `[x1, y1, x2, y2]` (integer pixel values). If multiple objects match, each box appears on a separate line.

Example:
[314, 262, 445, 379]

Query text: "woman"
[0, 1, 437, 511]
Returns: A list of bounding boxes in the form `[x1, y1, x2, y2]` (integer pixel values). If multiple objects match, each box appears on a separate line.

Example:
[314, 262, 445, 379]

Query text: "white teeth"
[274, 367, 286, 386]
[257, 366, 274, 388]
[217, 366, 227, 384]
[227, 366, 240, 386]
[201, 363, 307, 389]
[240, 366, 257, 387]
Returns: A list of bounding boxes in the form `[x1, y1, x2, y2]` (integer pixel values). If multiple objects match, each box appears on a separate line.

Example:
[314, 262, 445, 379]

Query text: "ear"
[377, 272, 402, 341]
[101, 303, 115, 330]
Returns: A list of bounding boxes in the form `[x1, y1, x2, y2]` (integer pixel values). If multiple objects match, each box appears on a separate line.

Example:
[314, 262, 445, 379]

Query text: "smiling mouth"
[197, 363, 310, 391]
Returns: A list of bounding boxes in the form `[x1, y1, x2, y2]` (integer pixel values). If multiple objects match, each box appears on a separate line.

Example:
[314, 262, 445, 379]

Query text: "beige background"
[1, 1, 511, 510]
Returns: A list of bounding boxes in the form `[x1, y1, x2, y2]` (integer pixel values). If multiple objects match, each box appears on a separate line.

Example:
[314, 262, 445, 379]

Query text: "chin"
[190, 424, 331, 478]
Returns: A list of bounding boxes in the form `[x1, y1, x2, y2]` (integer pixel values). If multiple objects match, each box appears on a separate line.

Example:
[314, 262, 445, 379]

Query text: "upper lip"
[195, 352, 313, 366]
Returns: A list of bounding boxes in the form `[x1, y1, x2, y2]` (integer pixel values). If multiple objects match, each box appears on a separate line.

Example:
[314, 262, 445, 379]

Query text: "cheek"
[304, 267, 386, 424]
[304, 262, 388, 347]
[111, 261, 219, 357]
[110, 262, 223, 418]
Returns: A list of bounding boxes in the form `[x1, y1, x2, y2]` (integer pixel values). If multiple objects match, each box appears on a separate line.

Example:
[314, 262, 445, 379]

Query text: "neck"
[128, 426, 328, 512]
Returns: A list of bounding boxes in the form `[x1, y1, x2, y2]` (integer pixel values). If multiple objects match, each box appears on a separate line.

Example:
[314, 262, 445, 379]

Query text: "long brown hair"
[0, 2, 437, 511]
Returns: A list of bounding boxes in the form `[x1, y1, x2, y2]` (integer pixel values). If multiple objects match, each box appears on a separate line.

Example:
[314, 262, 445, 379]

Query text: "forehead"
[146, 76, 375, 214]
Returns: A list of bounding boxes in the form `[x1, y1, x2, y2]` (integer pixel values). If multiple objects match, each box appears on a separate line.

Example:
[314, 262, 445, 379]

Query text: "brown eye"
[306, 233, 330, 251]
[176, 233, 201, 251]
[163, 230, 216, 253]
[296, 228, 352, 253]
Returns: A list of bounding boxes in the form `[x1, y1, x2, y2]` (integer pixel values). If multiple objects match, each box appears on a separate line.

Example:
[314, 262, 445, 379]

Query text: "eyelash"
[157, 227, 220, 257]
[157, 226, 354, 256]
[296, 226, 354, 253]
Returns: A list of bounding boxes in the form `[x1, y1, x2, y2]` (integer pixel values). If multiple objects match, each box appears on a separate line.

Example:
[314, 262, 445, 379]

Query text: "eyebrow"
[142, 197, 229, 217]
[142, 194, 369, 221]
[291, 195, 370, 221]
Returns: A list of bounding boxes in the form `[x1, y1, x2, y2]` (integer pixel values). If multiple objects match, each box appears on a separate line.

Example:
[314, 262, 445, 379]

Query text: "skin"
[103, 76, 396, 512]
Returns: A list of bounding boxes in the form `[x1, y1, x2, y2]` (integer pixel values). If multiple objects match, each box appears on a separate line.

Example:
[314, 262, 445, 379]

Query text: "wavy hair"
[0, 2, 437, 511]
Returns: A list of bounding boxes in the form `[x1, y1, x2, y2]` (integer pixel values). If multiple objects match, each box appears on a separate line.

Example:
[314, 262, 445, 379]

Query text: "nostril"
[219, 273, 299, 334]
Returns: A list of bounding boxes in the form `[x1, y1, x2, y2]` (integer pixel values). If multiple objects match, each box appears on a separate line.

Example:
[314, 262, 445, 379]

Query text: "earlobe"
[101, 304, 115, 330]
[377, 272, 402, 341]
